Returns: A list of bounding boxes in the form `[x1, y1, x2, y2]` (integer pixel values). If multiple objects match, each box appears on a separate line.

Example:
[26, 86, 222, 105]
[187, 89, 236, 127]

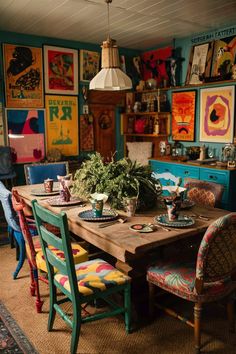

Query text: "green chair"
[31, 200, 131, 354]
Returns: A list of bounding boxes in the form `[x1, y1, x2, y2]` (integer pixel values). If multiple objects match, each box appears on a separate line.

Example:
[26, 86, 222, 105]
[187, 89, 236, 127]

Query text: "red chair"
[12, 190, 88, 313]
[147, 213, 236, 353]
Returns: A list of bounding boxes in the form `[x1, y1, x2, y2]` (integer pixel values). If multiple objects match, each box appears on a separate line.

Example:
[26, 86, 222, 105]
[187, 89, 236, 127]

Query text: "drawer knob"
[184, 171, 189, 175]
[209, 175, 217, 180]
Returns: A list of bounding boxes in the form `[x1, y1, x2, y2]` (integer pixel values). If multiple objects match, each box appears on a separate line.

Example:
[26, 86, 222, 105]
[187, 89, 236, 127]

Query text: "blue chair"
[0, 181, 25, 279]
[24, 161, 69, 185]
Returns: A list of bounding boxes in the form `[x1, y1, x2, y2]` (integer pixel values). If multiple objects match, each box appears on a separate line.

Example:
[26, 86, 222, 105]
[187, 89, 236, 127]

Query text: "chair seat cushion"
[147, 259, 235, 302]
[55, 259, 130, 296]
[27, 238, 88, 273]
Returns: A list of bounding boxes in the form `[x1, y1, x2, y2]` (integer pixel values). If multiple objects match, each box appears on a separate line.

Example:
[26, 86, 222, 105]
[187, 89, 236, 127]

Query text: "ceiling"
[1, 0, 236, 50]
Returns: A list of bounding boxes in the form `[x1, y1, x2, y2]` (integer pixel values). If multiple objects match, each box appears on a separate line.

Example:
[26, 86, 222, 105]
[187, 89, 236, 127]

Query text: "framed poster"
[6, 108, 45, 163]
[45, 95, 79, 156]
[80, 50, 100, 81]
[211, 36, 236, 79]
[3, 44, 44, 108]
[44, 45, 78, 94]
[80, 114, 94, 151]
[185, 43, 212, 85]
[0, 102, 6, 146]
[172, 91, 196, 141]
[200, 86, 235, 143]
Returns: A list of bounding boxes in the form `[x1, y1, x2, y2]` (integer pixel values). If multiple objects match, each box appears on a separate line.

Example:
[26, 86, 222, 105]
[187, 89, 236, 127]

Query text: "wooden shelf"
[124, 112, 170, 116]
[124, 133, 167, 137]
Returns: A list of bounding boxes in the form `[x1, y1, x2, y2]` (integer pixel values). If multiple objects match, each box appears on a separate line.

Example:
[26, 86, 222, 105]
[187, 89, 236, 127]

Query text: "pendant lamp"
[89, 0, 132, 91]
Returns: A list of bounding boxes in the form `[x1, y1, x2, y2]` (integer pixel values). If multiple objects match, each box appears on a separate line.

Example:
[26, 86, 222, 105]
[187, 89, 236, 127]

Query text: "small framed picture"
[185, 43, 213, 85]
[43, 45, 78, 95]
[80, 50, 100, 82]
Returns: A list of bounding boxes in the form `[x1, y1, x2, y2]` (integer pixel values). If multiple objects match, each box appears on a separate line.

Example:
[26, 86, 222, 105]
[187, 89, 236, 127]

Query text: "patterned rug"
[0, 301, 38, 353]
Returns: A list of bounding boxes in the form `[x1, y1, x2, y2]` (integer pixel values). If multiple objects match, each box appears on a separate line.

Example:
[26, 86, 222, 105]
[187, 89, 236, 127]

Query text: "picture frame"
[172, 91, 196, 141]
[185, 42, 213, 85]
[44, 45, 78, 95]
[6, 108, 45, 163]
[80, 49, 100, 82]
[0, 102, 6, 146]
[45, 95, 79, 156]
[200, 86, 235, 143]
[210, 36, 236, 80]
[3, 43, 44, 108]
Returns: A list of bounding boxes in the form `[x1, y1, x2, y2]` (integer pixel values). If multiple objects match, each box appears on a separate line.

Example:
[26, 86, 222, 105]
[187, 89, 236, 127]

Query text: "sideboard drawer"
[174, 165, 199, 183]
[199, 169, 229, 185]
[150, 161, 174, 174]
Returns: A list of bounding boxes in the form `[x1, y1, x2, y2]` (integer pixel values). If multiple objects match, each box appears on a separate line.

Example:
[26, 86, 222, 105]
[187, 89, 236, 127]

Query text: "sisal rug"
[0, 301, 38, 353]
[0, 245, 236, 353]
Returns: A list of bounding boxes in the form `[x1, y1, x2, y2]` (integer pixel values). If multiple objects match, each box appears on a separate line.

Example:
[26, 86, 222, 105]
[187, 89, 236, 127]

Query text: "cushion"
[55, 259, 130, 296]
[126, 142, 152, 165]
[147, 259, 235, 302]
[27, 239, 88, 273]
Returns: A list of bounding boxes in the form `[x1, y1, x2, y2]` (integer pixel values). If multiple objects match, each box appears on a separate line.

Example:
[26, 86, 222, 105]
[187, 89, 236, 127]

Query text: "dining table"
[14, 183, 231, 279]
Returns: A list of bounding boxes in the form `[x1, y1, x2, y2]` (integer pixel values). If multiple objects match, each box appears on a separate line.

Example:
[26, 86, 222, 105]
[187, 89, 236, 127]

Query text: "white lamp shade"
[89, 67, 132, 91]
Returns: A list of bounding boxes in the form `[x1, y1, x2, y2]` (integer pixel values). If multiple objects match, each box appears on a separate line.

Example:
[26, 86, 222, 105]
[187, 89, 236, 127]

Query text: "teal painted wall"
[0, 30, 140, 183]
[166, 25, 236, 159]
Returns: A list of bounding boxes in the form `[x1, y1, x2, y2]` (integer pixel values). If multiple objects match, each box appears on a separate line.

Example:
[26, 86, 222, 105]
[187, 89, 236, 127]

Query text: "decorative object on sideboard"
[186, 146, 200, 160]
[198, 144, 206, 161]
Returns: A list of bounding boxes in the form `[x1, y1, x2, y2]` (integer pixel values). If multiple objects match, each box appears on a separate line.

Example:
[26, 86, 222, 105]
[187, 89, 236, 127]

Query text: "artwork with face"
[200, 86, 235, 143]
[172, 91, 196, 141]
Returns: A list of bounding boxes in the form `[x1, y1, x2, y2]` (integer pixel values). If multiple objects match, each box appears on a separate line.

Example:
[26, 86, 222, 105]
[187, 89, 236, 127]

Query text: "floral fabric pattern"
[55, 259, 130, 296]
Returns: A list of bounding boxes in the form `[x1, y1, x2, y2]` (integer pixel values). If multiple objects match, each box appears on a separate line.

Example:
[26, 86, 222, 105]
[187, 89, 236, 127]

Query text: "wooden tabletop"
[14, 184, 230, 263]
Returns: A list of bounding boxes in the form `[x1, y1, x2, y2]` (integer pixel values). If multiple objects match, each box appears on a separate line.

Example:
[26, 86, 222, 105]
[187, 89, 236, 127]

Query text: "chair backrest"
[184, 177, 224, 208]
[11, 190, 37, 263]
[24, 161, 69, 185]
[196, 213, 236, 288]
[31, 200, 79, 299]
[0, 146, 15, 177]
[0, 181, 20, 232]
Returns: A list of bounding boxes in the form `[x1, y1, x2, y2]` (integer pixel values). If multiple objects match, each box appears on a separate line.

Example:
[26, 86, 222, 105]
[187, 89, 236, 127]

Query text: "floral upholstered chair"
[12, 190, 88, 313]
[184, 178, 224, 208]
[147, 213, 236, 353]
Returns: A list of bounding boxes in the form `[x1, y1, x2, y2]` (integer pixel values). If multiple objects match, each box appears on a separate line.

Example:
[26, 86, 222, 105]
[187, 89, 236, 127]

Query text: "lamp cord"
[106, 0, 112, 40]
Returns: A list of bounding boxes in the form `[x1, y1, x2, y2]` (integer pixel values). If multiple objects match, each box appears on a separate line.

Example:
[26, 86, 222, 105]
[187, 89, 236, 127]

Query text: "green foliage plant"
[72, 152, 161, 210]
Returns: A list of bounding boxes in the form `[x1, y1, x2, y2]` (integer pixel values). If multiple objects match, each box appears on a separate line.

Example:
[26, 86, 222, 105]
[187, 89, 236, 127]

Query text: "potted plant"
[72, 152, 161, 210]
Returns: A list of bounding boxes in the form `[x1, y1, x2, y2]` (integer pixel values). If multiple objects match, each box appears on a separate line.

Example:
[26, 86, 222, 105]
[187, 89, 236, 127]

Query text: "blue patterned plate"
[31, 188, 59, 196]
[154, 214, 195, 228]
[78, 209, 118, 222]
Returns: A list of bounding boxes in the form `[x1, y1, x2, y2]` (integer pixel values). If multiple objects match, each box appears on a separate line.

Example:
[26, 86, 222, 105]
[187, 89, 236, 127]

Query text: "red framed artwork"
[172, 91, 196, 141]
[43, 45, 78, 95]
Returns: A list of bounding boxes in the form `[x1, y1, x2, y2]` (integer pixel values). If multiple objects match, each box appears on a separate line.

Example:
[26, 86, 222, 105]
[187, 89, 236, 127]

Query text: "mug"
[164, 196, 181, 221]
[124, 196, 138, 217]
[44, 178, 54, 193]
[91, 199, 104, 217]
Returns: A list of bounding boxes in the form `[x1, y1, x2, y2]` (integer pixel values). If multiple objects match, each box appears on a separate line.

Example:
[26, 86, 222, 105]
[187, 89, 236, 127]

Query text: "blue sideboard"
[150, 159, 236, 211]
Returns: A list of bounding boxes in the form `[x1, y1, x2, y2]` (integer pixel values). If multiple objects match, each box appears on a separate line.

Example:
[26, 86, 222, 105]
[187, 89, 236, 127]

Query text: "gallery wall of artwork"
[0, 31, 140, 167]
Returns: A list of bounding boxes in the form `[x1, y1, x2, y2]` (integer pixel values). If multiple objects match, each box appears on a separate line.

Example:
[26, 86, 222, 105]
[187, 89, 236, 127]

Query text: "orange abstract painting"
[172, 91, 196, 141]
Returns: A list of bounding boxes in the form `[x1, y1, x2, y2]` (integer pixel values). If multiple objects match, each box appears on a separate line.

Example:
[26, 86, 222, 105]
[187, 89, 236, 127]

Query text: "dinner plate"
[47, 196, 82, 207]
[181, 199, 195, 209]
[129, 224, 156, 233]
[154, 214, 195, 228]
[30, 188, 60, 196]
[78, 209, 118, 222]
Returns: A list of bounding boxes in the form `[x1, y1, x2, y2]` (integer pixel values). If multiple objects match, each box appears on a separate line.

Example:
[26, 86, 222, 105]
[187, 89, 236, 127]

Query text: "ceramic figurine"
[199, 145, 206, 161]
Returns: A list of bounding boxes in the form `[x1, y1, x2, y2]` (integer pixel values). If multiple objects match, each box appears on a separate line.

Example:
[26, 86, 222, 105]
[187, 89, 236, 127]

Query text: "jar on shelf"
[153, 118, 160, 135]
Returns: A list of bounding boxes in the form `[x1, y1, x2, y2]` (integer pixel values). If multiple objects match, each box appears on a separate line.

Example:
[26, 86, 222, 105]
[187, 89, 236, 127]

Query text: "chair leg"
[48, 282, 57, 331]
[227, 297, 235, 333]
[27, 259, 36, 296]
[124, 283, 131, 333]
[71, 305, 81, 354]
[12, 231, 25, 279]
[33, 268, 44, 313]
[194, 302, 202, 354]
[148, 282, 156, 319]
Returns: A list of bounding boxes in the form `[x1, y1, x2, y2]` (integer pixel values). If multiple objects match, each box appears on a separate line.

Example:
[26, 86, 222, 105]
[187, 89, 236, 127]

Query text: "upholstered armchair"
[184, 178, 224, 208]
[147, 213, 236, 353]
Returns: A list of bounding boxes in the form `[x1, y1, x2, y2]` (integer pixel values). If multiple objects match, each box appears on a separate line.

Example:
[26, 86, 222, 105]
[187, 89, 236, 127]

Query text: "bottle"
[153, 119, 160, 135]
